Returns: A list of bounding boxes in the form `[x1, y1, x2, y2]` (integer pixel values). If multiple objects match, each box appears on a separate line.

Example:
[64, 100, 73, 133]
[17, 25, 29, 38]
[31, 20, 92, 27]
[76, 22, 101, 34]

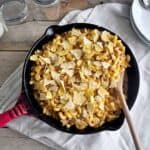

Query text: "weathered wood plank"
[0, 42, 33, 51]
[0, 52, 27, 86]
[0, 21, 56, 51]
[0, 128, 51, 150]
[0, 128, 27, 138]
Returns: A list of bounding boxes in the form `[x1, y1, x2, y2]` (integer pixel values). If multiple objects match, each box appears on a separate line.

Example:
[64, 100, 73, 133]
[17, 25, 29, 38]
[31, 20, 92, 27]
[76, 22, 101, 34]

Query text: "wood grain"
[0, 128, 51, 150]
[0, 21, 56, 51]
[0, 52, 26, 86]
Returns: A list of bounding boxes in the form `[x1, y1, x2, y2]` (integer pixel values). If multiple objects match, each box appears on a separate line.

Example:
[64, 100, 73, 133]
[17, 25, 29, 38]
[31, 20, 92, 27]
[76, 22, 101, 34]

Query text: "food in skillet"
[29, 28, 130, 129]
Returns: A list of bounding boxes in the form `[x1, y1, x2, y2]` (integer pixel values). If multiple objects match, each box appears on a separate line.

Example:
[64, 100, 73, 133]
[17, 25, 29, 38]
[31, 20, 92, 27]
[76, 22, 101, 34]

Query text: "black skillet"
[0, 23, 140, 134]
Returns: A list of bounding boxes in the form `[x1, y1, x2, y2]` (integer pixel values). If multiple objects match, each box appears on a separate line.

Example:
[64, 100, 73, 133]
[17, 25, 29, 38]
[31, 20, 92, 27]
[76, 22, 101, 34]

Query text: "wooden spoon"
[114, 71, 143, 150]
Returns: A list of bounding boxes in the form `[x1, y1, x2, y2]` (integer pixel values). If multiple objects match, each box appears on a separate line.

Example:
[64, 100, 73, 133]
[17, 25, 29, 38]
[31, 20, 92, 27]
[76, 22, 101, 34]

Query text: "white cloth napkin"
[0, 3, 150, 150]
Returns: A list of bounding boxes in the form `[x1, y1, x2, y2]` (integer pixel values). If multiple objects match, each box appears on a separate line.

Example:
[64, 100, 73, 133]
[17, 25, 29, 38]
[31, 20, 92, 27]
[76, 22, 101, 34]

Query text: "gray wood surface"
[0, 0, 132, 149]
[0, 128, 50, 150]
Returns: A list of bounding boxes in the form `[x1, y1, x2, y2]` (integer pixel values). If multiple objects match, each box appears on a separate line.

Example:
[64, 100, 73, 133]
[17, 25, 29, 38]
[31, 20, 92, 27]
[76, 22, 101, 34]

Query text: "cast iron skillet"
[0, 23, 140, 134]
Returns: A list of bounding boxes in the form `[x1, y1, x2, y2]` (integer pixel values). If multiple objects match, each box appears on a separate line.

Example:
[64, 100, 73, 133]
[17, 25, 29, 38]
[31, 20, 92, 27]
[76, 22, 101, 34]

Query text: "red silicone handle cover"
[0, 94, 28, 128]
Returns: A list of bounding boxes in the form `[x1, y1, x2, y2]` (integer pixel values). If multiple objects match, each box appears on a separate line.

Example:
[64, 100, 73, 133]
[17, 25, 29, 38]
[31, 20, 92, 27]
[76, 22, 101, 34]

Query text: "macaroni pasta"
[30, 28, 130, 129]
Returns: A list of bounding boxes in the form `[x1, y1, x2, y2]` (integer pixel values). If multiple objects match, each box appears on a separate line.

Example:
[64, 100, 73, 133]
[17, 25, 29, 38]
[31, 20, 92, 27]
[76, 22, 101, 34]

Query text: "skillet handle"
[45, 25, 59, 36]
[0, 94, 28, 128]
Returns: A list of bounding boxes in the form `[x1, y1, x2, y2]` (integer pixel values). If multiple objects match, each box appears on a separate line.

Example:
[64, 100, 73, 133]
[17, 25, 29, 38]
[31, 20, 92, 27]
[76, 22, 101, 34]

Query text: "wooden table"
[0, 0, 132, 149]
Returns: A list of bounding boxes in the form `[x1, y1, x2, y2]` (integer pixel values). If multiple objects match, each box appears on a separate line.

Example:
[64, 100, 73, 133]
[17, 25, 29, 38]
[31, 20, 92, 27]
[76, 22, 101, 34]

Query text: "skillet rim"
[22, 23, 140, 134]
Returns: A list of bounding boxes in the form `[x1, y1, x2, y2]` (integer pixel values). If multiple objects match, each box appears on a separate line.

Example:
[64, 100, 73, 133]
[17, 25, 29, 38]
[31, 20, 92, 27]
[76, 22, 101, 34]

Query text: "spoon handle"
[119, 91, 143, 150]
